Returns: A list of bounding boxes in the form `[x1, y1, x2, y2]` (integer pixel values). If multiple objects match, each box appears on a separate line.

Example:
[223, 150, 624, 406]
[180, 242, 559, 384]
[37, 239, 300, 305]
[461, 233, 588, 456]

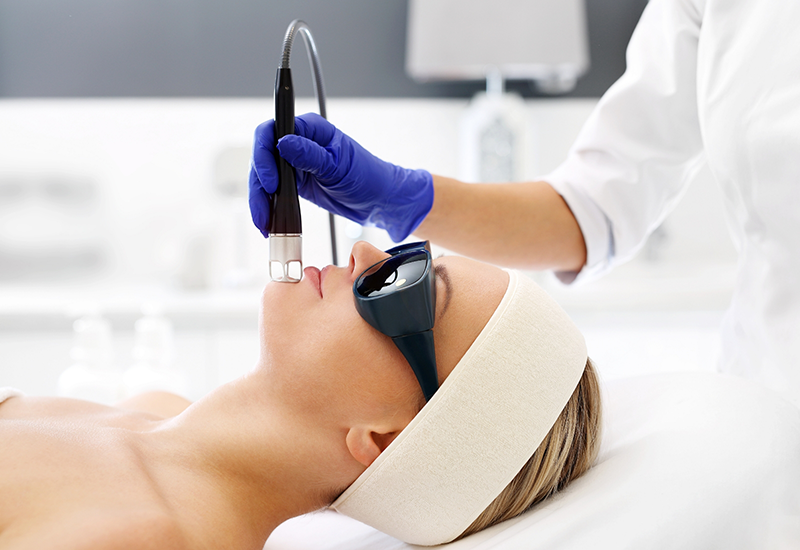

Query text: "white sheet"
[264, 373, 800, 549]
[0, 387, 24, 404]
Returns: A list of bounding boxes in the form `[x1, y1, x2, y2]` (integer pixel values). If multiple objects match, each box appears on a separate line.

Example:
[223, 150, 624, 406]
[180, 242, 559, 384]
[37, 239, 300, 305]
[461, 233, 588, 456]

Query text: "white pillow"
[265, 372, 800, 550]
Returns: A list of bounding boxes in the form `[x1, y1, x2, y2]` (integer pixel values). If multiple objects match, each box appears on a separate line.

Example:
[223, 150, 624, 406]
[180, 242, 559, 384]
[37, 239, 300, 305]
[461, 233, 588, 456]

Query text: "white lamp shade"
[406, 0, 589, 86]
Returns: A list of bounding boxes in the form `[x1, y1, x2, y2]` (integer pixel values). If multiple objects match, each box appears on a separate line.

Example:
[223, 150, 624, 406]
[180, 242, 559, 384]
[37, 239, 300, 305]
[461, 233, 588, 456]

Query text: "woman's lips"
[304, 266, 322, 297]
[320, 265, 332, 294]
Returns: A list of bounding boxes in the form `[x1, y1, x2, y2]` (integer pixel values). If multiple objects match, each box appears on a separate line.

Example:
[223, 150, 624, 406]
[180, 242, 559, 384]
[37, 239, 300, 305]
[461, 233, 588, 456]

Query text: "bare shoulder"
[0, 391, 191, 425]
[0, 394, 111, 420]
[115, 391, 193, 418]
[2, 508, 192, 550]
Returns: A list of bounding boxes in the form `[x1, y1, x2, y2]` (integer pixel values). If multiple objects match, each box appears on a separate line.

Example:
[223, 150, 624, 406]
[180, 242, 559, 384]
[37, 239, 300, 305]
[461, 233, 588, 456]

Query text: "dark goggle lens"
[356, 252, 428, 297]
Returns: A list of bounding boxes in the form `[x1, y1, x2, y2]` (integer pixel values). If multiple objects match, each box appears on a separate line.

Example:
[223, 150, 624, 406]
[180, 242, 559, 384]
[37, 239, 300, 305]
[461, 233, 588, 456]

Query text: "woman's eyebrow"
[434, 263, 452, 319]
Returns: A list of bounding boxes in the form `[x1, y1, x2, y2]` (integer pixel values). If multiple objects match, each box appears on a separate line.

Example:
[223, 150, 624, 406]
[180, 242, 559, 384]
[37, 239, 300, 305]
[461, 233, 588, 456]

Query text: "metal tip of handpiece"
[269, 234, 303, 283]
[270, 260, 303, 283]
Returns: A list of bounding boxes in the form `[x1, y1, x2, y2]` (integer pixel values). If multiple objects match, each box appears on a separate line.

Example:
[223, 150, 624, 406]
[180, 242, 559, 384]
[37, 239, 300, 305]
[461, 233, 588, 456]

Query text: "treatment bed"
[264, 372, 800, 549]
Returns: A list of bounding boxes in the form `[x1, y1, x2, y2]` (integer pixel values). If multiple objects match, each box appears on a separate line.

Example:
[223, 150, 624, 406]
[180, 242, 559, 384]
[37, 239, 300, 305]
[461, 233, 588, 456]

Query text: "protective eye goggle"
[353, 241, 438, 401]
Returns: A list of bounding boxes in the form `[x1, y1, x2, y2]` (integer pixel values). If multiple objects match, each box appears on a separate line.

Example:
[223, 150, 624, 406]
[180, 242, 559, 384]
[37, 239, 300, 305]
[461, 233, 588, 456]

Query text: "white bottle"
[459, 72, 533, 184]
[58, 313, 122, 404]
[122, 304, 187, 399]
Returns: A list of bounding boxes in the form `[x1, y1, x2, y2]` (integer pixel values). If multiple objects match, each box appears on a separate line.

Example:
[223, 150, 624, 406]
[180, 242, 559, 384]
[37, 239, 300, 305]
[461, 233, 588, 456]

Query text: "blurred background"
[0, 0, 737, 400]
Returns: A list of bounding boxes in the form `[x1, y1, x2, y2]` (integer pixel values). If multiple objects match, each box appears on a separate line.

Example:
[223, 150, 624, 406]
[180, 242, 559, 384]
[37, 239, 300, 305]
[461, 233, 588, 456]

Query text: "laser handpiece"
[269, 66, 303, 282]
[269, 19, 336, 282]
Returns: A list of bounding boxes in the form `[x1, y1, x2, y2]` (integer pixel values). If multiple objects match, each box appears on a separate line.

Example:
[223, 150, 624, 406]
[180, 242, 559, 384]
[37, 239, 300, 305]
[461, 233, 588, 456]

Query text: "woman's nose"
[349, 241, 390, 279]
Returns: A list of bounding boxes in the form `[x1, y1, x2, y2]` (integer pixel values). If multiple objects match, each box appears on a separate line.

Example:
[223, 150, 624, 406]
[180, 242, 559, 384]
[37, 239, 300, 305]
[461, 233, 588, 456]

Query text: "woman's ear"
[345, 426, 401, 467]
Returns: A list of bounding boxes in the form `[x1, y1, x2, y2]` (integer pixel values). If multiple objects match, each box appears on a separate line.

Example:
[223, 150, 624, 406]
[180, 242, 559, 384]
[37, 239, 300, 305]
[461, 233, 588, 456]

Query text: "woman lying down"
[0, 241, 601, 549]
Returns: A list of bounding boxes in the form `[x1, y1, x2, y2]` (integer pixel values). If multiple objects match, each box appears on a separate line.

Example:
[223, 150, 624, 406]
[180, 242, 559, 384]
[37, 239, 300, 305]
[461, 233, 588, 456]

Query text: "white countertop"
[0, 260, 736, 332]
[0, 282, 262, 331]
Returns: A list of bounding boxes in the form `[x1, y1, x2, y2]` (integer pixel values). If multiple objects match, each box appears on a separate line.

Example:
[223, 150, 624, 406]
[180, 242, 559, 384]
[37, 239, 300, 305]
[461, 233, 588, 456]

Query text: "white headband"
[331, 270, 587, 546]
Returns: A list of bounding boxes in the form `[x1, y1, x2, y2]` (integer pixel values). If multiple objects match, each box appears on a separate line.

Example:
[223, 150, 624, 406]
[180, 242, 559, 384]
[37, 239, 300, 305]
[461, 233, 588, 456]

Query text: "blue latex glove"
[249, 112, 434, 242]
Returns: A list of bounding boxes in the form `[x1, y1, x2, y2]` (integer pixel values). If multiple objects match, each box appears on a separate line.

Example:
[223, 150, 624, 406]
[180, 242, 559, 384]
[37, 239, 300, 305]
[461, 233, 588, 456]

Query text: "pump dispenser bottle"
[122, 304, 186, 399]
[58, 312, 122, 404]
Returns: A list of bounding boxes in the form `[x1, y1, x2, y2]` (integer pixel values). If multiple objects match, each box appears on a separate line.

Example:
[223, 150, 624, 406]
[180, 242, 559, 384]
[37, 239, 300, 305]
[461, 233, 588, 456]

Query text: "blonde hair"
[457, 357, 602, 540]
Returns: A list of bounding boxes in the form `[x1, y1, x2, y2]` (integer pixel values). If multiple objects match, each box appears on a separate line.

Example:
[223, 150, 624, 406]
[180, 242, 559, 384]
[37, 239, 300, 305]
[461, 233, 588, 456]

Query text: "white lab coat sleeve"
[543, 0, 707, 284]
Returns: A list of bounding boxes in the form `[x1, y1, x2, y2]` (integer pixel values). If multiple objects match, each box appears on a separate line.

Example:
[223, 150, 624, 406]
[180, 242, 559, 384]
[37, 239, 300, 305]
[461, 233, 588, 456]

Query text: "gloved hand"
[249, 112, 434, 242]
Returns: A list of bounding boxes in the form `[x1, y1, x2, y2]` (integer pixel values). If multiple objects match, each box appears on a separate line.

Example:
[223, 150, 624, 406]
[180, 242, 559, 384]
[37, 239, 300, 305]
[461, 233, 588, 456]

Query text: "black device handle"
[269, 67, 302, 235]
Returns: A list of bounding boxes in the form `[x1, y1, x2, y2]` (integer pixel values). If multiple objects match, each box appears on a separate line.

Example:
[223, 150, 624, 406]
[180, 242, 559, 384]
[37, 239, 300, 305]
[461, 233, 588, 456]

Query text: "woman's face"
[258, 241, 509, 419]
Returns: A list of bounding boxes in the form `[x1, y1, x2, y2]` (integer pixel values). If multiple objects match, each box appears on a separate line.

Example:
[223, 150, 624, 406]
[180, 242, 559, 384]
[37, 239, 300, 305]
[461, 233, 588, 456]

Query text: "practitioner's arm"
[250, 114, 586, 272]
[414, 175, 587, 272]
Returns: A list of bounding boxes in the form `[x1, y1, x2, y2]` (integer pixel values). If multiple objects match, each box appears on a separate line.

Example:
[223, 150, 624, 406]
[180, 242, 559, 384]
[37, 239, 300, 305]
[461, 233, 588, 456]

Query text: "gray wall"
[0, 0, 647, 98]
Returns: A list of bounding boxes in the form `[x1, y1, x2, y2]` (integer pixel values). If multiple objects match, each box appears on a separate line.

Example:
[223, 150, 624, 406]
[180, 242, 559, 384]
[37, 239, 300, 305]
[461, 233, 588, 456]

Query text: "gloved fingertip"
[277, 135, 338, 180]
[250, 161, 277, 195]
[295, 112, 336, 144]
[259, 170, 278, 195]
[276, 135, 308, 164]
[248, 183, 273, 233]
[276, 134, 299, 151]
[253, 119, 276, 145]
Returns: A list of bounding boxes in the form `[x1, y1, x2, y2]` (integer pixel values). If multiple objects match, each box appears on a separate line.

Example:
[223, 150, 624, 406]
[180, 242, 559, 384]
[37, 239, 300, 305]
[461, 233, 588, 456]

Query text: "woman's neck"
[134, 372, 339, 549]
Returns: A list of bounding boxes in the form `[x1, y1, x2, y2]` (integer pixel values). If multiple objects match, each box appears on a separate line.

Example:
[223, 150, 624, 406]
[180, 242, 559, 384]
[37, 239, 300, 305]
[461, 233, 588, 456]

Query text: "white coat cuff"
[543, 170, 614, 285]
